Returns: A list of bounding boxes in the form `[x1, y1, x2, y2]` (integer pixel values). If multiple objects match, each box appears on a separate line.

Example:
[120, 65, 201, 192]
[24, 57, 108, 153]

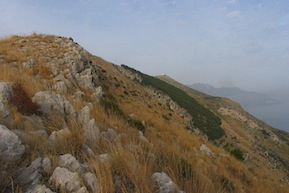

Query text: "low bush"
[8, 83, 40, 115]
[230, 148, 245, 161]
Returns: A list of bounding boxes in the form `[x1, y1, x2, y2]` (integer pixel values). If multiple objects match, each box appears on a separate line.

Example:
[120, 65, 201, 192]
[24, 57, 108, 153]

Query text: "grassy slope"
[121, 65, 224, 140]
[0, 34, 288, 193]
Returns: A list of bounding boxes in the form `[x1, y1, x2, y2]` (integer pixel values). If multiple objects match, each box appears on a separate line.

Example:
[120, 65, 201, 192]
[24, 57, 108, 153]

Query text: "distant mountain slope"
[189, 83, 280, 107]
[188, 83, 289, 132]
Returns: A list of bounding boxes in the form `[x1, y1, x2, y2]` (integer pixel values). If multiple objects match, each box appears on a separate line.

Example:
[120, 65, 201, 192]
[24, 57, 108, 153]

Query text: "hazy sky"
[1, 0, 289, 92]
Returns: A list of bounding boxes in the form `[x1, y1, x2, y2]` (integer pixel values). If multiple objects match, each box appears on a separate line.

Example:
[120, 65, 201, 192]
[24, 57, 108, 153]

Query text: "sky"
[1, 0, 289, 92]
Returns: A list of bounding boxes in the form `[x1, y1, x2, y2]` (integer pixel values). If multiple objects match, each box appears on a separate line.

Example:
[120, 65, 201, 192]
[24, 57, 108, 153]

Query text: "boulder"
[75, 69, 94, 90]
[82, 172, 99, 193]
[29, 184, 54, 193]
[78, 106, 90, 126]
[0, 82, 11, 121]
[0, 124, 25, 161]
[58, 154, 82, 173]
[49, 167, 84, 192]
[84, 119, 100, 149]
[32, 91, 77, 120]
[151, 172, 182, 193]
[16, 157, 52, 192]
[49, 127, 72, 143]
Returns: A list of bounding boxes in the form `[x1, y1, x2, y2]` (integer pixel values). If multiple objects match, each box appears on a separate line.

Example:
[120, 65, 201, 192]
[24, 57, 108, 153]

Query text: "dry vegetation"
[0, 34, 288, 193]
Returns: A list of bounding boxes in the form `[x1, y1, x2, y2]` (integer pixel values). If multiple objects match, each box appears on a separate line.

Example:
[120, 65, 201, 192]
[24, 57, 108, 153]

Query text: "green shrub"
[128, 118, 145, 133]
[101, 93, 125, 116]
[230, 148, 245, 161]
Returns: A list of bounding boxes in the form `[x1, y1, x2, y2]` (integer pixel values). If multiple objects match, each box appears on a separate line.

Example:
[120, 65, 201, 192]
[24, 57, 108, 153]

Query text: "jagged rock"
[151, 172, 182, 193]
[78, 106, 90, 125]
[93, 86, 103, 99]
[16, 157, 52, 192]
[0, 124, 25, 161]
[77, 187, 89, 193]
[200, 144, 215, 156]
[49, 167, 84, 192]
[43, 157, 52, 173]
[49, 127, 72, 143]
[84, 119, 100, 149]
[0, 82, 11, 122]
[75, 69, 94, 89]
[16, 158, 42, 189]
[29, 184, 54, 193]
[101, 128, 117, 141]
[53, 81, 68, 93]
[32, 91, 77, 120]
[138, 131, 149, 143]
[58, 154, 82, 173]
[82, 145, 95, 157]
[82, 172, 99, 192]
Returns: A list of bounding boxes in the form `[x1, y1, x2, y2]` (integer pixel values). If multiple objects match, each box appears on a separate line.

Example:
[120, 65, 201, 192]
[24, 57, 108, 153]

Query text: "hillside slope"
[0, 34, 288, 193]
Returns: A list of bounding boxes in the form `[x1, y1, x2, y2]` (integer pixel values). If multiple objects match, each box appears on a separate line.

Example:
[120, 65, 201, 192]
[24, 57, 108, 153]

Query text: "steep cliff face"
[0, 34, 288, 193]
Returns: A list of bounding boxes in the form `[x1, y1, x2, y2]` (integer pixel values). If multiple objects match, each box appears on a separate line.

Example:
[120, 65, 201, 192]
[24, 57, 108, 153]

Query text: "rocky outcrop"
[200, 144, 215, 157]
[0, 124, 25, 161]
[49, 167, 86, 193]
[15, 157, 52, 193]
[33, 91, 77, 120]
[49, 154, 99, 193]
[0, 82, 11, 122]
[151, 172, 183, 193]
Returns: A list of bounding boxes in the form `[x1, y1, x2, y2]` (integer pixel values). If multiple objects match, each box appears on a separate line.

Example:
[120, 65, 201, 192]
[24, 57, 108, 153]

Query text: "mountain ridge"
[0, 34, 288, 193]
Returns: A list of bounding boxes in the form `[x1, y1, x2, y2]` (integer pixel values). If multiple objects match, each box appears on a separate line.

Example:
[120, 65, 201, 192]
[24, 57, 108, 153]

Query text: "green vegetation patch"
[121, 65, 224, 140]
[230, 148, 245, 161]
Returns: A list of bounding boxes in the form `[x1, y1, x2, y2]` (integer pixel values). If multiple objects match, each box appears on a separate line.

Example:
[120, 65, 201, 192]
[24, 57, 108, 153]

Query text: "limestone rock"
[49, 127, 72, 143]
[200, 144, 215, 156]
[16, 157, 52, 192]
[53, 81, 68, 94]
[138, 131, 149, 143]
[75, 69, 94, 89]
[0, 124, 25, 161]
[78, 106, 90, 126]
[82, 172, 99, 192]
[84, 119, 100, 149]
[0, 82, 11, 121]
[58, 154, 82, 173]
[29, 184, 54, 193]
[101, 128, 117, 141]
[32, 91, 76, 120]
[49, 167, 83, 192]
[151, 172, 182, 193]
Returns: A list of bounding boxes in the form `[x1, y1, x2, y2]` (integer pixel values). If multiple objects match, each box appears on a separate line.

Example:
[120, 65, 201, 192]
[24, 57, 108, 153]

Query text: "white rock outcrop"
[0, 124, 25, 161]
[32, 91, 77, 120]
[151, 172, 183, 193]
[49, 167, 86, 193]
[200, 144, 215, 157]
